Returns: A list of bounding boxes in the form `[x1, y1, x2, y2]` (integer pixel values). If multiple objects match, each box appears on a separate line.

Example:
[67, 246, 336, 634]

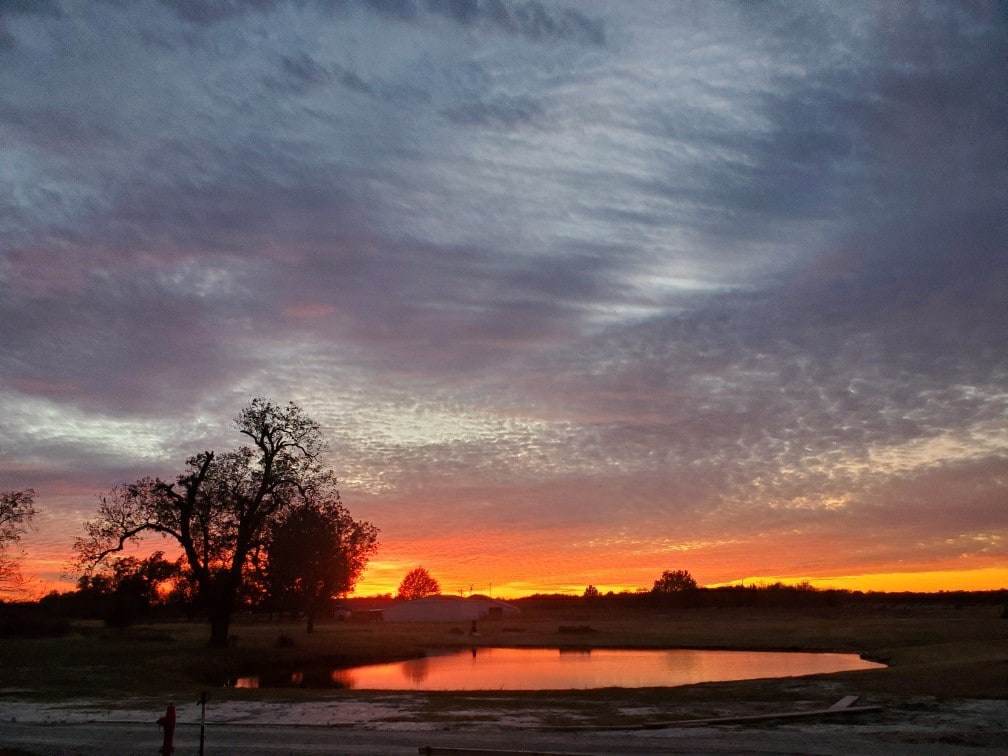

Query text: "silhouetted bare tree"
[74, 398, 340, 647]
[1, 489, 36, 592]
[397, 566, 440, 600]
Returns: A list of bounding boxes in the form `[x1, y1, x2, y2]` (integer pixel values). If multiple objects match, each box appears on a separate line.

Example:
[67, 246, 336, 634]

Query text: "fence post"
[198, 691, 208, 756]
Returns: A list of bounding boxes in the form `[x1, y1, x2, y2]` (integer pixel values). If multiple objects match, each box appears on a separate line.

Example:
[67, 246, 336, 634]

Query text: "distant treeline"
[3, 583, 1006, 638]
[515, 584, 1008, 612]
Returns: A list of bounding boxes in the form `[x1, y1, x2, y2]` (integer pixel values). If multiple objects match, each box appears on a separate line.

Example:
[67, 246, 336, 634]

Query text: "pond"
[231, 647, 884, 690]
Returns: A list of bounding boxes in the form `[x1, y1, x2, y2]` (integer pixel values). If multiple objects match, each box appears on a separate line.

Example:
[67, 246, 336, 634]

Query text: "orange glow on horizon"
[352, 566, 1008, 599]
[17, 546, 1008, 601]
[710, 567, 1008, 594]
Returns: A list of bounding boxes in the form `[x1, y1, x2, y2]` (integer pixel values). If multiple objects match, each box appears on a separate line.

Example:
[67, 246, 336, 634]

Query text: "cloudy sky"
[2, 0, 1006, 597]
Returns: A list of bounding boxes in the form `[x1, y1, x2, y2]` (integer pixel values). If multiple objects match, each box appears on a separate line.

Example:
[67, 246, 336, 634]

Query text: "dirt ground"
[2, 688, 1006, 755]
[3, 605, 1005, 754]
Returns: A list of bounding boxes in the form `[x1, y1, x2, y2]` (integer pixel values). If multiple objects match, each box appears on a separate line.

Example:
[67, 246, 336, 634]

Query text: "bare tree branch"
[1, 489, 36, 590]
[72, 397, 337, 647]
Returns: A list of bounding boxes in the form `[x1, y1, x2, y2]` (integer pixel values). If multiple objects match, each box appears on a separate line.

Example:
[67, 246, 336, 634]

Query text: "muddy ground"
[2, 686, 1006, 755]
[3, 605, 1005, 753]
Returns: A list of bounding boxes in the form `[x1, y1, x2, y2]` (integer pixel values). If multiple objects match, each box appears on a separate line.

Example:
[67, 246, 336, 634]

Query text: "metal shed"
[381, 595, 520, 622]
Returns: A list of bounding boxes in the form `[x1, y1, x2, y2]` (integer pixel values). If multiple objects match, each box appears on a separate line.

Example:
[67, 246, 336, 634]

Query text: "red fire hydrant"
[157, 702, 176, 754]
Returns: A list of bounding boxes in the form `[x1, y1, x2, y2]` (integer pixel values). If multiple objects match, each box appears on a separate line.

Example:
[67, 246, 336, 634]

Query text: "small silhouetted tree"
[651, 569, 698, 593]
[77, 551, 181, 626]
[1, 489, 36, 592]
[397, 566, 440, 600]
[261, 492, 378, 632]
[583, 584, 600, 599]
[74, 398, 336, 647]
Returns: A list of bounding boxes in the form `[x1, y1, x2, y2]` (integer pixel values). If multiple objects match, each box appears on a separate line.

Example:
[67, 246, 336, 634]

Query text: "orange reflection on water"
[330, 670, 356, 688]
[335, 647, 883, 691]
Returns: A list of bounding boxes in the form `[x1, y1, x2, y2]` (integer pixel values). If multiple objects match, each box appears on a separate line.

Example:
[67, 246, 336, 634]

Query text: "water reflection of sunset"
[326, 648, 883, 691]
[330, 670, 355, 688]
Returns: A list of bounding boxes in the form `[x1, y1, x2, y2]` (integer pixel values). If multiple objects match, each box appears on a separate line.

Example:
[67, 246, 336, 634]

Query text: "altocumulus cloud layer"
[1, 0, 1006, 593]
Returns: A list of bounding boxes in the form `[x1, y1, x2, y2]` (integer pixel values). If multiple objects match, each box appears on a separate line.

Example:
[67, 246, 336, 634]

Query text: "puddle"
[230, 647, 884, 690]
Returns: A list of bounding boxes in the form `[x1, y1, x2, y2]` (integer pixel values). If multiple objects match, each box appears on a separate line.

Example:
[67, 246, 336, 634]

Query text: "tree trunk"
[207, 604, 233, 648]
[306, 612, 314, 634]
[204, 576, 238, 648]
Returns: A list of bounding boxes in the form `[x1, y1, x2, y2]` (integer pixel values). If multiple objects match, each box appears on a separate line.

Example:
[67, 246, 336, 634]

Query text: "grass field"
[1, 601, 1005, 706]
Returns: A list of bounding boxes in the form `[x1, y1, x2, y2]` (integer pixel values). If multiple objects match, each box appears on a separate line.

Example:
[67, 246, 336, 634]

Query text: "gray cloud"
[157, 0, 278, 24]
[442, 95, 543, 128]
[421, 0, 604, 45]
[1, 0, 1005, 592]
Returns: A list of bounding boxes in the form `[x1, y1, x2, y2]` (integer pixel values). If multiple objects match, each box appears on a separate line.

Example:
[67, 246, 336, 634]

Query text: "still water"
[233, 647, 883, 690]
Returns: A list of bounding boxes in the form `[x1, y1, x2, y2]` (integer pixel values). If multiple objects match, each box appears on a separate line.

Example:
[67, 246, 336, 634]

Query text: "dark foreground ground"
[2, 719, 1002, 756]
[2, 685, 1006, 755]
[2, 602, 1005, 754]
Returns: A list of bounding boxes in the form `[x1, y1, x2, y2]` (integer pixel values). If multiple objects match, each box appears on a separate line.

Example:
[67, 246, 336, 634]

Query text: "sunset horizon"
[350, 567, 1008, 601]
[16, 545, 1008, 602]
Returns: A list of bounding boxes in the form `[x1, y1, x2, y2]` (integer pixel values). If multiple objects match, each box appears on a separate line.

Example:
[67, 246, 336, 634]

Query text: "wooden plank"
[418, 748, 591, 756]
[826, 697, 858, 709]
[659, 704, 883, 728]
[545, 697, 883, 731]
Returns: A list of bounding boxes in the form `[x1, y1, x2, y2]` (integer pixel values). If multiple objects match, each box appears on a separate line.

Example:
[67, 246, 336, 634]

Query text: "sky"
[1, 0, 1006, 599]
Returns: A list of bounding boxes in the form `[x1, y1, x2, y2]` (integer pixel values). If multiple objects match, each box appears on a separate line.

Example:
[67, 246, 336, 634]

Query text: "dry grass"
[1, 603, 1004, 704]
